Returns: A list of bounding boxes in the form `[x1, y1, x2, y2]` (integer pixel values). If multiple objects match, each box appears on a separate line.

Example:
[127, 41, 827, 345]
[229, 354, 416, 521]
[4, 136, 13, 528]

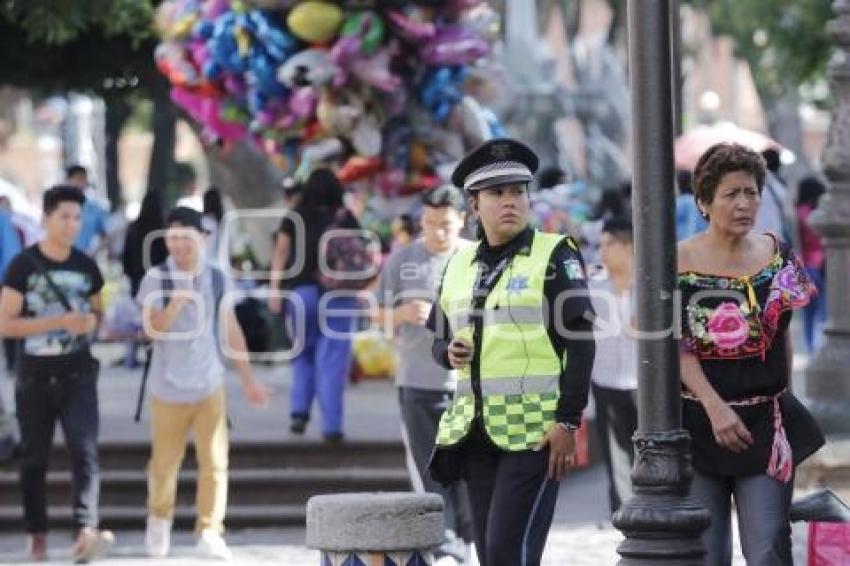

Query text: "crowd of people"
[0, 134, 832, 564]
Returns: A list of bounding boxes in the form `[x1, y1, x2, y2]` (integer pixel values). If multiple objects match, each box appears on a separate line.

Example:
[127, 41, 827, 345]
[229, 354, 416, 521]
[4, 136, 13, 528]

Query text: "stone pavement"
[0, 342, 816, 564]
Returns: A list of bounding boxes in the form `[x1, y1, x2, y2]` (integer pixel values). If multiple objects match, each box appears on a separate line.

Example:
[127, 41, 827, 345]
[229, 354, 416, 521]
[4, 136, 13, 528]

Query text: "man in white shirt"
[589, 218, 638, 514]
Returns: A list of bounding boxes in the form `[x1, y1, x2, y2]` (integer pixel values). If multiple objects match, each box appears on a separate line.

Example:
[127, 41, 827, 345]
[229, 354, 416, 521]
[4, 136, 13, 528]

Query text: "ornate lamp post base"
[613, 431, 710, 564]
[806, 330, 850, 435]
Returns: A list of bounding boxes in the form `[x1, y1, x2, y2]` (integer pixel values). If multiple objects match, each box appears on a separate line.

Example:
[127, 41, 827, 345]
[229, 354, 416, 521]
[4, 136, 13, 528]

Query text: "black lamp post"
[612, 2, 710, 563]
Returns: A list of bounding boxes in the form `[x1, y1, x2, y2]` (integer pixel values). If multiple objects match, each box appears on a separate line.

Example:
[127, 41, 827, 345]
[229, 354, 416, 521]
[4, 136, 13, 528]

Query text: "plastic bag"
[808, 522, 850, 565]
[351, 329, 397, 379]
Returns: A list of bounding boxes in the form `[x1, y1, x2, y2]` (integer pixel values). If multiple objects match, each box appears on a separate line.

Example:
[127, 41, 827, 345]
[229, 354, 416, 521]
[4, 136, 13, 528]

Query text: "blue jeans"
[15, 355, 101, 533]
[803, 266, 827, 353]
[286, 285, 354, 435]
[690, 470, 794, 566]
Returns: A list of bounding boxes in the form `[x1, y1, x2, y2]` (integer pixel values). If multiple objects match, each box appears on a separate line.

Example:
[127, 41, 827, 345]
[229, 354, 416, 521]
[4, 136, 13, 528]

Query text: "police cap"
[451, 138, 539, 193]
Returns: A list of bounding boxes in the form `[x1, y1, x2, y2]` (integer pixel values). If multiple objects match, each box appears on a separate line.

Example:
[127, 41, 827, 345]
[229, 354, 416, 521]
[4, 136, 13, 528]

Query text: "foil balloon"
[419, 66, 467, 122]
[155, 42, 200, 88]
[384, 8, 436, 42]
[317, 91, 361, 136]
[339, 155, 384, 183]
[171, 87, 246, 141]
[349, 48, 401, 92]
[420, 26, 489, 66]
[277, 48, 339, 88]
[351, 116, 382, 156]
[287, 1, 344, 43]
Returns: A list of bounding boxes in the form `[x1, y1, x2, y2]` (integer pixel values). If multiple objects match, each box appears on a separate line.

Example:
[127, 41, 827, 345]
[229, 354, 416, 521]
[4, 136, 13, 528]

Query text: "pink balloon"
[201, 0, 229, 20]
[187, 40, 208, 68]
[420, 26, 490, 66]
[223, 74, 247, 96]
[350, 48, 401, 93]
[451, 0, 482, 9]
[289, 87, 318, 121]
[384, 9, 435, 42]
[171, 87, 246, 141]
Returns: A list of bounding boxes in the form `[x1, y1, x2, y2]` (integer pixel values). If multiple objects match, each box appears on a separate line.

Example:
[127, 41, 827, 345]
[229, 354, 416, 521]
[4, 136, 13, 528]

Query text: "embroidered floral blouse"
[678, 235, 824, 477]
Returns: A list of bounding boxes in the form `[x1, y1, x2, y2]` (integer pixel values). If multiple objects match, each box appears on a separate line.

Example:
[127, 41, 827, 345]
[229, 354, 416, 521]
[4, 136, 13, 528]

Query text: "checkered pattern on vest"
[436, 232, 565, 451]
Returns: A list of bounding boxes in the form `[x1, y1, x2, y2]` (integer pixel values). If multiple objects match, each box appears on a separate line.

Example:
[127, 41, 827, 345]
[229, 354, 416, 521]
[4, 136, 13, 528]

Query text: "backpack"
[134, 262, 225, 422]
[316, 209, 381, 291]
[159, 262, 225, 340]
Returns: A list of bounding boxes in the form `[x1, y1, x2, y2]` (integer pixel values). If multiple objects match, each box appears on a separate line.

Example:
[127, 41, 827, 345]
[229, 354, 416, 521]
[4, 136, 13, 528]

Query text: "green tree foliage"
[0, 0, 158, 96]
[685, 0, 833, 101]
[0, 0, 155, 45]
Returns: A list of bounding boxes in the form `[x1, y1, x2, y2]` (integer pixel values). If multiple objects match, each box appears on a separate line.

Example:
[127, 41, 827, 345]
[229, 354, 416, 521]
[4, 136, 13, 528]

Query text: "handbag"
[428, 445, 466, 487]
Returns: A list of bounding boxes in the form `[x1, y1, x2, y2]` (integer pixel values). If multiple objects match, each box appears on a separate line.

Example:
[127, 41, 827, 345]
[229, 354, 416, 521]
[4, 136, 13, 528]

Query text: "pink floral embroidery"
[679, 246, 817, 360]
[706, 302, 750, 349]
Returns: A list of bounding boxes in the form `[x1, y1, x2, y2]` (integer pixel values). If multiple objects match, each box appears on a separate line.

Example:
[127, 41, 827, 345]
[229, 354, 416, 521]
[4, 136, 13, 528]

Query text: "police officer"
[427, 139, 596, 566]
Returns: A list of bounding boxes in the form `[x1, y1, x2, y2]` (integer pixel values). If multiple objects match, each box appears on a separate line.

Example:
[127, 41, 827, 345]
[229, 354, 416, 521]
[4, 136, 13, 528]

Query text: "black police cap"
[451, 138, 540, 192]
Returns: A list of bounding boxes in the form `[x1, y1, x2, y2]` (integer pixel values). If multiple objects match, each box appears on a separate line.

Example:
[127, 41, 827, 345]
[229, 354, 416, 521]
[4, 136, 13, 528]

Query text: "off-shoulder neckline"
[678, 233, 781, 280]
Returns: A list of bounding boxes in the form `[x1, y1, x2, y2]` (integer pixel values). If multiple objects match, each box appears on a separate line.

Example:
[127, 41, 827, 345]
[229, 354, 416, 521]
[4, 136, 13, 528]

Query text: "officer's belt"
[455, 374, 559, 397]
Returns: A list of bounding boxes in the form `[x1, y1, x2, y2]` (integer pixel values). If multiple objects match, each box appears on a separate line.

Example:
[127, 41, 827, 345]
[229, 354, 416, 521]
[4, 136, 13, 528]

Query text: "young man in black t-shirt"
[0, 185, 113, 562]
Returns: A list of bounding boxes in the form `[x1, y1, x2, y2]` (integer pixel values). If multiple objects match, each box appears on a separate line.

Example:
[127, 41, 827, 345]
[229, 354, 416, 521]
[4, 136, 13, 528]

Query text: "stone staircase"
[0, 440, 410, 531]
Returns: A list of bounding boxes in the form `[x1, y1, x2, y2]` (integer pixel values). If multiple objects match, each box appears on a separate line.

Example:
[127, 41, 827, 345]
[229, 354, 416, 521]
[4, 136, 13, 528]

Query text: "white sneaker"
[195, 529, 233, 561]
[145, 516, 171, 558]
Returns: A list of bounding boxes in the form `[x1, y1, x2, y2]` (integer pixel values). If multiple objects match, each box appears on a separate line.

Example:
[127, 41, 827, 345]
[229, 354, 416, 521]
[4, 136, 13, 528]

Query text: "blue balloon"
[194, 20, 215, 40]
[419, 66, 467, 122]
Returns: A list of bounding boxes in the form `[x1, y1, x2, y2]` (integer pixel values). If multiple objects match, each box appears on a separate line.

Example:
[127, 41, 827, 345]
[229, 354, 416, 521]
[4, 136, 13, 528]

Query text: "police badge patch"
[505, 275, 529, 294]
[563, 259, 585, 280]
[490, 142, 510, 160]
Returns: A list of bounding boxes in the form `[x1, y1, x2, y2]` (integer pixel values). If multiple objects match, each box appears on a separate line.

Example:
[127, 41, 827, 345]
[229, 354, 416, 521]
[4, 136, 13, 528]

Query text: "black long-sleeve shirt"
[427, 227, 596, 427]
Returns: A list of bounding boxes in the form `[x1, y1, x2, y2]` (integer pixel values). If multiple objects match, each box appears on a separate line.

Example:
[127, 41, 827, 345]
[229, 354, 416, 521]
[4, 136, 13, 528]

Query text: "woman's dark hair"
[43, 185, 85, 215]
[592, 188, 626, 221]
[135, 191, 164, 234]
[203, 186, 225, 223]
[601, 217, 633, 244]
[797, 176, 826, 208]
[693, 143, 766, 206]
[299, 168, 344, 213]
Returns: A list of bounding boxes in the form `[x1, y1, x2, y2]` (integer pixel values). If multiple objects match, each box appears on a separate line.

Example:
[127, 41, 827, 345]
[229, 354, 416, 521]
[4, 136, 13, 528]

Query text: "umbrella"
[674, 122, 786, 171]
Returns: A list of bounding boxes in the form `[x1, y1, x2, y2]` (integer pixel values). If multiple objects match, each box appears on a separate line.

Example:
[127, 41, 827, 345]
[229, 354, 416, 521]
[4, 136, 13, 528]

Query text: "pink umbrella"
[674, 122, 785, 170]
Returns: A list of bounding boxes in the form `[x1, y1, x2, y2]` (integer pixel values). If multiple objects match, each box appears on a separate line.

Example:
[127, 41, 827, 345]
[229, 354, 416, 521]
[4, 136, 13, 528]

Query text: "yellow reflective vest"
[436, 231, 565, 451]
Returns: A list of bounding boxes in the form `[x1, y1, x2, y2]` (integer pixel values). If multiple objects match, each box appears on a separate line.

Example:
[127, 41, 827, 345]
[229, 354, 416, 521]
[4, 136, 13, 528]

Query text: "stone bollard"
[306, 492, 444, 565]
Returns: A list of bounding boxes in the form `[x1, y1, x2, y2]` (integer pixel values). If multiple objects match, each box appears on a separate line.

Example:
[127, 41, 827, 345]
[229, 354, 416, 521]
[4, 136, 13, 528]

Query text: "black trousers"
[592, 384, 638, 514]
[462, 423, 559, 566]
[16, 358, 101, 533]
[398, 387, 474, 543]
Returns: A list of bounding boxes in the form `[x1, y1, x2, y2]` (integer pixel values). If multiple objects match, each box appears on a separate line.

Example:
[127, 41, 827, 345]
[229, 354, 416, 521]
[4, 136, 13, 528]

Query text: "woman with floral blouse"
[677, 143, 824, 566]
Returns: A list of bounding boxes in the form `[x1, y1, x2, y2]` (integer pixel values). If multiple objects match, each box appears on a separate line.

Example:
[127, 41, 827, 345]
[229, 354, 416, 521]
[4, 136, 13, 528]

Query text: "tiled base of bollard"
[321, 550, 432, 565]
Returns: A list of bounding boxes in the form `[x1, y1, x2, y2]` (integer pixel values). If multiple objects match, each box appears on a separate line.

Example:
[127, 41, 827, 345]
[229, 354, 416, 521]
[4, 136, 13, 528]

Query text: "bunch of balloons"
[155, 0, 505, 196]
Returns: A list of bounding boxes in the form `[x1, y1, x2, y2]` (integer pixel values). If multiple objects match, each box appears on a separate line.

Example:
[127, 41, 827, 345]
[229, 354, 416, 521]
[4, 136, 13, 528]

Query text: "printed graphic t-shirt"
[3, 244, 104, 358]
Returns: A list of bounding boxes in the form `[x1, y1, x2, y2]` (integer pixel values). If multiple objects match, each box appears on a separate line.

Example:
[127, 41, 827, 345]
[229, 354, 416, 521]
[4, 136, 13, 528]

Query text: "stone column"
[307, 492, 444, 565]
[805, 0, 850, 435]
